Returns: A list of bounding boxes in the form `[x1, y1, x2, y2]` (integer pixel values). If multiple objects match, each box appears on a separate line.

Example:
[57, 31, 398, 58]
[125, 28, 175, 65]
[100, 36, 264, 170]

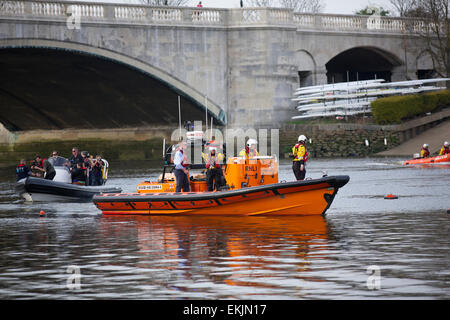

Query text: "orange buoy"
[384, 194, 398, 199]
[39, 210, 46, 216]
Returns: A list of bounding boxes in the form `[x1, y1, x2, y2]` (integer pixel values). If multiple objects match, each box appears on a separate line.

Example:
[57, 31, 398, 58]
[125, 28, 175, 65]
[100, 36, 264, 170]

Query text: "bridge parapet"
[0, 0, 434, 34]
[294, 12, 439, 34]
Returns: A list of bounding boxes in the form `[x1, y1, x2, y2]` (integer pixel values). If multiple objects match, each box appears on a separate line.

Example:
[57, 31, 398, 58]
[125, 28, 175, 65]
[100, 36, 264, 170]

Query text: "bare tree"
[389, 0, 417, 16]
[247, 0, 324, 12]
[138, 0, 190, 6]
[404, 0, 449, 80]
[247, 0, 275, 7]
[279, 0, 324, 13]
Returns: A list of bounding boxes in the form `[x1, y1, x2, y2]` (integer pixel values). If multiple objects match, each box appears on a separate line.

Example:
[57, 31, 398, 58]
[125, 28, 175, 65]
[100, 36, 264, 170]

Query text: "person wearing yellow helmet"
[239, 138, 259, 158]
[292, 135, 309, 180]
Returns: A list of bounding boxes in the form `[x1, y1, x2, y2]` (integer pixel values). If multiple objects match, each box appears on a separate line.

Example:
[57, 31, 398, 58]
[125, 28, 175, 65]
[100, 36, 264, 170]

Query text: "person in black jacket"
[16, 159, 32, 181]
[71, 162, 86, 185]
[90, 155, 104, 186]
[69, 147, 84, 167]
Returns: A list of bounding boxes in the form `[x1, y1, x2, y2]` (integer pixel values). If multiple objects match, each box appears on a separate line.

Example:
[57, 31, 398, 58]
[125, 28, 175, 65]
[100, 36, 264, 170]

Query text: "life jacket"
[292, 143, 308, 162]
[239, 147, 259, 158]
[16, 164, 30, 180]
[439, 146, 449, 155]
[203, 152, 224, 169]
[420, 147, 430, 158]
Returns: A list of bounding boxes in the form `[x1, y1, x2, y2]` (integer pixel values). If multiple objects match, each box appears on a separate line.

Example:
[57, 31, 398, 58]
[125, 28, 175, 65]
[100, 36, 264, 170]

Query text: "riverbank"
[280, 109, 450, 158]
[1, 109, 448, 166]
[0, 138, 164, 167]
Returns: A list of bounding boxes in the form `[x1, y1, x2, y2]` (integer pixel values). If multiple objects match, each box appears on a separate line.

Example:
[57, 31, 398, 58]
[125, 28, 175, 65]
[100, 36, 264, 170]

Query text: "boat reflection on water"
[99, 215, 333, 293]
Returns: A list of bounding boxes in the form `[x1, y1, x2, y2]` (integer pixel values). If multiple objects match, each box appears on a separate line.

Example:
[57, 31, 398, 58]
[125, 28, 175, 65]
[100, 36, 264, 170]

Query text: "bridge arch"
[325, 46, 403, 83]
[416, 50, 438, 79]
[295, 49, 317, 88]
[0, 39, 226, 131]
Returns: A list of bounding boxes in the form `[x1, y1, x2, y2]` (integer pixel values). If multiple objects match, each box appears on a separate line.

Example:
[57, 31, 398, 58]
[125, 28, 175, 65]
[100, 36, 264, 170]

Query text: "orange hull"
[403, 153, 450, 165]
[93, 176, 349, 216]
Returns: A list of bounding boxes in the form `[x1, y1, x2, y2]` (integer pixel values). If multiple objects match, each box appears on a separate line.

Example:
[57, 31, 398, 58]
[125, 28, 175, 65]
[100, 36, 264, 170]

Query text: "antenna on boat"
[205, 95, 208, 133]
[210, 117, 213, 140]
[163, 138, 166, 159]
[178, 95, 182, 141]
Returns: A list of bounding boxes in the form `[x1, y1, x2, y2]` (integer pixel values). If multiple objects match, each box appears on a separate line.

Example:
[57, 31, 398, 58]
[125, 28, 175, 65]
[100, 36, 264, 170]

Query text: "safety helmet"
[423, 143, 429, 148]
[246, 138, 258, 147]
[445, 141, 449, 147]
[298, 135, 307, 142]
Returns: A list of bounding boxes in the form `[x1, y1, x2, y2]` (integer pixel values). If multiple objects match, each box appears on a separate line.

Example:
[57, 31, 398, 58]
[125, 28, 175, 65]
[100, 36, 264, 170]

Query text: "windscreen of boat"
[48, 156, 70, 167]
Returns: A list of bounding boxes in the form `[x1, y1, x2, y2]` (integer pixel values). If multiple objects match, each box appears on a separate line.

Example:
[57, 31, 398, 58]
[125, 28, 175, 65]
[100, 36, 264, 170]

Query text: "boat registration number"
[138, 185, 163, 190]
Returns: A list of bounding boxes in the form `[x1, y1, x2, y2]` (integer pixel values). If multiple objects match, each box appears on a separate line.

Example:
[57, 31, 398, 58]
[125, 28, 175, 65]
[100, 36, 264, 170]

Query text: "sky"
[95, 0, 396, 15]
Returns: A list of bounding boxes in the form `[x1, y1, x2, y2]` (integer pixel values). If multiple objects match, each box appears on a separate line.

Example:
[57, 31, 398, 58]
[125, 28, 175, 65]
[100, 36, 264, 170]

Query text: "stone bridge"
[0, 0, 436, 133]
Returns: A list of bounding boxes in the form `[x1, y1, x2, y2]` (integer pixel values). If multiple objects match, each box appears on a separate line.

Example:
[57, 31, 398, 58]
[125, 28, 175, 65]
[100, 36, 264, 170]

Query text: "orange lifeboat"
[93, 156, 350, 216]
[403, 153, 450, 166]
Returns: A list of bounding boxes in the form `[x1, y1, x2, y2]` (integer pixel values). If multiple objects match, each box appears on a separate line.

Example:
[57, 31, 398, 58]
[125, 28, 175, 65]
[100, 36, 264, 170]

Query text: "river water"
[0, 158, 449, 299]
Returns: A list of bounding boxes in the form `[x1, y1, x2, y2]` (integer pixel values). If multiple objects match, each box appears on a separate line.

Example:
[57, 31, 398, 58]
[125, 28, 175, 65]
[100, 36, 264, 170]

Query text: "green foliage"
[371, 90, 450, 124]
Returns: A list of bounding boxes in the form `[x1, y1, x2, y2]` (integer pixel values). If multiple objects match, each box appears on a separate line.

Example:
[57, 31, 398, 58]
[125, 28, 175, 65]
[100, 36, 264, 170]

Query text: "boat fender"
[260, 178, 264, 184]
[241, 182, 248, 188]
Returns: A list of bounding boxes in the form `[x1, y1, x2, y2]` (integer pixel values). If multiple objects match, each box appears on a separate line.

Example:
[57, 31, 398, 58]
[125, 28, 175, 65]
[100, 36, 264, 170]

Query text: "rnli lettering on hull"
[137, 185, 163, 190]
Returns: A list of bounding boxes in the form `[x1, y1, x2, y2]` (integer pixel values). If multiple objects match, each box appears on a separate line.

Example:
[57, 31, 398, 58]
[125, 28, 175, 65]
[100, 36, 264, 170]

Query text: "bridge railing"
[293, 12, 441, 34]
[0, 0, 438, 33]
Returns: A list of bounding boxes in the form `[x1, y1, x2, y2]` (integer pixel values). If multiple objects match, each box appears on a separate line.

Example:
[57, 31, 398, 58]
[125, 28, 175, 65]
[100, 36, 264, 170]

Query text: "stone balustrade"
[0, 0, 438, 34]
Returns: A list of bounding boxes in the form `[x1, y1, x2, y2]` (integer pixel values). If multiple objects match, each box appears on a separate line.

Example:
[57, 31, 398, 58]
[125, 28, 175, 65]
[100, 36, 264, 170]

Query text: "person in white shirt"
[173, 142, 190, 192]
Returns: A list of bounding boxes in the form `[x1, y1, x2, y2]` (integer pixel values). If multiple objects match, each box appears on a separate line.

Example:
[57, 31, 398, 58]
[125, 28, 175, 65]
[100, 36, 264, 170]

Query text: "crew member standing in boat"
[202, 148, 225, 191]
[174, 142, 190, 192]
[292, 135, 309, 181]
[439, 141, 449, 155]
[420, 144, 430, 158]
[239, 139, 259, 158]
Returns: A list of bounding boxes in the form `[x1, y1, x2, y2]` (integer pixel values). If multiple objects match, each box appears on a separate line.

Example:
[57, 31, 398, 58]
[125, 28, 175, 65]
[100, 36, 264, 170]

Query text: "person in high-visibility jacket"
[439, 141, 449, 155]
[420, 143, 430, 158]
[202, 148, 225, 191]
[239, 139, 259, 158]
[292, 135, 309, 181]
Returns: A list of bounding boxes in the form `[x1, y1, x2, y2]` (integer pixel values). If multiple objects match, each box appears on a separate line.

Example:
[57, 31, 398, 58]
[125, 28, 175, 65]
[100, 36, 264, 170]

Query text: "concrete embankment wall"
[280, 123, 402, 158]
[279, 109, 450, 158]
[0, 126, 174, 167]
